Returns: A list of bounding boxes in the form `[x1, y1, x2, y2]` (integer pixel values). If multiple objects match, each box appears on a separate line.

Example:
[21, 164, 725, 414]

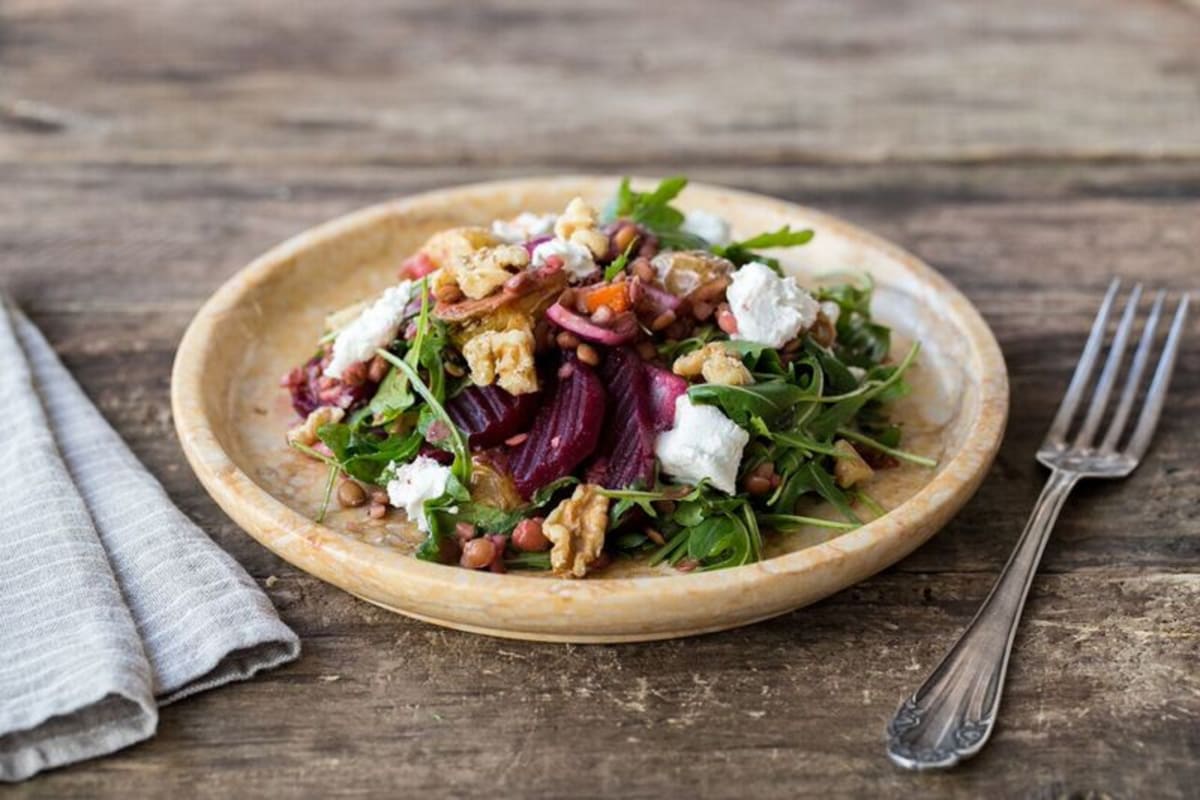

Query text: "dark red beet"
[446, 384, 540, 449]
[508, 356, 607, 498]
[591, 347, 657, 490]
[642, 363, 689, 431]
[283, 353, 376, 418]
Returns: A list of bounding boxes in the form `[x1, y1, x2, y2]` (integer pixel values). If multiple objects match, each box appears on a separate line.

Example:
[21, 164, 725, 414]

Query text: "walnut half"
[461, 326, 538, 395]
[286, 406, 345, 447]
[672, 343, 754, 386]
[542, 484, 610, 578]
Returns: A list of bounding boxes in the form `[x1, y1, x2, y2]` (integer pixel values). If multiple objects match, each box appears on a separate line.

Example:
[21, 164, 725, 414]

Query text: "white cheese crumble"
[385, 455, 451, 532]
[726, 262, 820, 349]
[681, 209, 732, 246]
[654, 397, 749, 495]
[531, 238, 597, 282]
[324, 282, 414, 379]
[490, 212, 558, 244]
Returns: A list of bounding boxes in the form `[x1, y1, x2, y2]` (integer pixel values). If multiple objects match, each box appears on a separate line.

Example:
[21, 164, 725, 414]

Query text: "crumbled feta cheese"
[531, 238, 597, 282]
[490, 212, 558, 244]
[681, 209, 732, 246]
[385, 455, 451, 532]
[655, 397, 749, 494]
[324, 282, 414, 379]
[726, 262, 820, 349]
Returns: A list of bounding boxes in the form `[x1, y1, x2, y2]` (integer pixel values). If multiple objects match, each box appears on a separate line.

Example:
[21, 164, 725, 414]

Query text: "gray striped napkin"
[0, 298, 300, 782]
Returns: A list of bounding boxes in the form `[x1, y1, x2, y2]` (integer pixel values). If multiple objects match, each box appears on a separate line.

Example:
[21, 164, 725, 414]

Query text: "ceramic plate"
[172, 177, 1008, 642]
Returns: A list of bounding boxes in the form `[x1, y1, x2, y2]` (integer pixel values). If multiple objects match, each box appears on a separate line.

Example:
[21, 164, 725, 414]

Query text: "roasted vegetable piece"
[508, 356, 607, 498]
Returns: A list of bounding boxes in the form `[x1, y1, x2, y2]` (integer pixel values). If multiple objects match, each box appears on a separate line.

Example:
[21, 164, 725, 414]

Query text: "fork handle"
[885, 468, 1079, 770]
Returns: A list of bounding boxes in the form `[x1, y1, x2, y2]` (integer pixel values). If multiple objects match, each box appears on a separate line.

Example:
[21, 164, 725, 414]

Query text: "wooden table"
[3, 1, 1198, 797]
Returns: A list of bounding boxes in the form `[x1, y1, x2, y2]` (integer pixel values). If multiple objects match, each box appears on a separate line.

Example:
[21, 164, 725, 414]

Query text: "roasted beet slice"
[447, 384, 540, 449]
[592, 347, 657, 490]
[642, 362, 689, 431]
[508, 356, 607, 498]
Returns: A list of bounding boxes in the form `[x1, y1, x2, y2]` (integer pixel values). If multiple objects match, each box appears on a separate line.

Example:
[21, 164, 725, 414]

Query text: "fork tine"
[1073, 284, 1142, 448]
[1044, 279, 1120, 447]
[1124, 294, 1190, 462]
[1100, 291, 1164, 452]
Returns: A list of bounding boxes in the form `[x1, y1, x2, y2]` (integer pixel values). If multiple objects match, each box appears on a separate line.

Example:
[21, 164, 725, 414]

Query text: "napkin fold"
[0, 298, 300, 782]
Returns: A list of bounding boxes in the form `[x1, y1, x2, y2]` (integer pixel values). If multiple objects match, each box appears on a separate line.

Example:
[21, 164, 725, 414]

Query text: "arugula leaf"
[417, 472, 472, 562]
[687, 514, 753, 571]
[806, 343, 919, 440]
[714, 225, 814, 272]
[603, 240, 636, 282]
[816, 278, 893, 369]
[604, 176, 706, 249]
[687, 380, 813, 427]
[377, 349, 471, 485]
[803, 339, 860, 395]
[317, 422, 422, 485]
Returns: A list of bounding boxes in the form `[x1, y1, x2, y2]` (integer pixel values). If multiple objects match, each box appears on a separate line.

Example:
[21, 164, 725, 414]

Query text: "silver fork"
[885, 280, 1190, 770]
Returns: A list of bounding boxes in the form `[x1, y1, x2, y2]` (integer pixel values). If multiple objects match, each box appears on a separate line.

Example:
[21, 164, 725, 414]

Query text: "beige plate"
[172, 176, 1008, 643]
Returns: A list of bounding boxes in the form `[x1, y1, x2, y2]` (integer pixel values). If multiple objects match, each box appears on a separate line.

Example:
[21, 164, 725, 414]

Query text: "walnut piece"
[461, 326, 538, 395]
[451, 243, 531, 300]
[833, 439, 875, 488]
[553, 197, 609, 259]
[672, 343, 754, 386]
[418, 227, 498, 271]
[286, 406, 345, 447]
[542, 484, 610, 578]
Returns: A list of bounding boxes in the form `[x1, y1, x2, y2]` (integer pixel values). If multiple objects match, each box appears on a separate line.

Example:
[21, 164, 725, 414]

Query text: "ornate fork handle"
[886, 469, 1079, 769]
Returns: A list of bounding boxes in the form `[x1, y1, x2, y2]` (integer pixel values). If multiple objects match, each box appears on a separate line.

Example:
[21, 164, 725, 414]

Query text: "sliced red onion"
[632, 277, 682, 317]
[545, 303, 640, 345]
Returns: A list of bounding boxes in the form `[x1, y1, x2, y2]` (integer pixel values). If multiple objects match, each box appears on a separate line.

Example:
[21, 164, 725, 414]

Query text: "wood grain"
[1, 1, 1198, 797]
[2, 0, 1200, 167]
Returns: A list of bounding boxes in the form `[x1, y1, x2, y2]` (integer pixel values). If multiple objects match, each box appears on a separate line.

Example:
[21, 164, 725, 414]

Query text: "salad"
[283, 177, 934, 578]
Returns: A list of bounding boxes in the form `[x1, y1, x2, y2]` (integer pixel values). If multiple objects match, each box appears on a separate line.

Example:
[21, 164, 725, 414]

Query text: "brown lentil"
[612, 223, 639, 255]
[645, 527, 666, 546]
[366, 502, 388, 519]
[650, 309, 676, 332]
[341, 360, 368, 387]
[369, 487, 389, 505]
[337, 480, 367, 508]
[555, 330, 581, 349]
[576, 343, 600, 366]
[434, 282, 463, 304]
[512, 518, 551, 552]
[455, 521, 477, 543]
[691, 300, 715, 321]
[558, 288, 577, 308]
[636, 340, 658, 361]
[744, 475, 773, 495]
[444, 361, 465, 378]
[460, 537, 496, 570]
[632, 257, 655, 283]
[783, 337, 803, 353]
[590, 304, 614, 325]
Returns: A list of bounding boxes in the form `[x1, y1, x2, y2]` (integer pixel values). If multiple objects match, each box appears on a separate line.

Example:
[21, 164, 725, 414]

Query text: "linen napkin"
[0, 298, 300, 782]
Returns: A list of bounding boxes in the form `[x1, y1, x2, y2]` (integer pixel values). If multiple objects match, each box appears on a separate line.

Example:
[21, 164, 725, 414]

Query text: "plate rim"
[171, 175, 1009, 642]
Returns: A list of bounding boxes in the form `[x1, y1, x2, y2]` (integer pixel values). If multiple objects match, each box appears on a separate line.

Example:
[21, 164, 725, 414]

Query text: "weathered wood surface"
[2, 1, 1199, 798]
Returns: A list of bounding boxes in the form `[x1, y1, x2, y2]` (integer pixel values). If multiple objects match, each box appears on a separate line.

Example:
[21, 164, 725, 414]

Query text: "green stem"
[377, 348, 471, 484]
[758, 513, 860, 531]
[836, 427, 937, 468]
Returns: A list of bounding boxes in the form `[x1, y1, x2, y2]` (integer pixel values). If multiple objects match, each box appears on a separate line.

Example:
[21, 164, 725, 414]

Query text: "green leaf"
[687, 380, 812, 427]
[317, 422, 422, 485]
[603, 240, 636, 282]
[505, 551, 552, 570]
[713, 225, 814, 271]
[377, 349, 471, 485]
[687, 514, 753, 571]
[604, 176, 697, 243]
[806, 342, 919, 440]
